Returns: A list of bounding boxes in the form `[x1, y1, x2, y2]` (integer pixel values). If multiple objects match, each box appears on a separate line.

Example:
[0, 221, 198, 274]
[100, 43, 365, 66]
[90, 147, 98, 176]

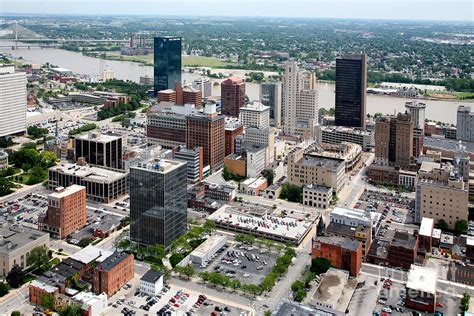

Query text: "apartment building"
[0, 66, 27, 137]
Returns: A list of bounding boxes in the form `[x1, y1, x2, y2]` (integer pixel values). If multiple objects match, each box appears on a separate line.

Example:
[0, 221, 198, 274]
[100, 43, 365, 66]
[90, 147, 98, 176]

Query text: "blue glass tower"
[154, 36, 182, 94]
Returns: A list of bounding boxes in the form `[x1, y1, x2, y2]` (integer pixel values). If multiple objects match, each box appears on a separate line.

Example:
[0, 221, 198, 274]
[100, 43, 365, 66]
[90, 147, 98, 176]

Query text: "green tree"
[27, 246, 50, 272]
[263, 169, 275, 185]
[77, 237, 92, 248]
[59, 304, 82, 316]
[455, 220, 468, 235]
[11, 312, 20, 316]
[0, 178, 13, 196]
[40, 151, 57, 168]
[27, 126, 49, 139]
[182, 264, 195, 279]
[40, 293, 55, 310]
[264, 311, 272, 316]
[310, 257, 331, 275]
[6, 265, 24, 288]
[461, 293, 470, 312]
[279, 183, 303, 203]
[0, 282, 9, 297]
[203, 220, 216, 235]
[436, 219, 449, 231]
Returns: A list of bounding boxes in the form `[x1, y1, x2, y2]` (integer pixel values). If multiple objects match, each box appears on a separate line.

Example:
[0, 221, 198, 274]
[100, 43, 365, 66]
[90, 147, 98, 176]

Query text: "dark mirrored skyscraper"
[130, 159, 187, 248]
[154, 36, 182, 94]
[335, 54, 367, 129]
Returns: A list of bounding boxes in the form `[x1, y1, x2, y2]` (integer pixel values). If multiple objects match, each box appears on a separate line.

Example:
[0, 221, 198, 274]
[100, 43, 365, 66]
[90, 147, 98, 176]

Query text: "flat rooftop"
[191, 235, 227, 258]
[311, 268, 358, 313]
[75, 132, 121, 143]
[321, 125, 372, 136]
[69, 245, 113, 265]
[424, 137, 474, 154]
[97, 252, 131, 272]
[133, 158, 186, 174]
[208, 204, 313, 242]
[420, 217, 434, 237]
[315, 235, 361, 252]
[49, 185, 85, 199]
[406, 265, 438, 295]
[301, 154, 343, 169]
[0, 226, 49, 255]
[50, 163, 128, 182]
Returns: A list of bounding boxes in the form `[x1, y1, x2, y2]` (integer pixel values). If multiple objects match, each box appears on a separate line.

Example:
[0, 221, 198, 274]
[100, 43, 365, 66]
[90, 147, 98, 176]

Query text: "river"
[1, 42, 470, 124]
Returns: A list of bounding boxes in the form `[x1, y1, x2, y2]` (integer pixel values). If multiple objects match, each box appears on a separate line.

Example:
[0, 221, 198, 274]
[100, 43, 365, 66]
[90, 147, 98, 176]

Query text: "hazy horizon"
[1, 0, 473, 22]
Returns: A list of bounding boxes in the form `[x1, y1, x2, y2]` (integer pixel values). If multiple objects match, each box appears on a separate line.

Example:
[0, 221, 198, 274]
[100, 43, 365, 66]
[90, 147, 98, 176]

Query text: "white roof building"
[69, 245, 113, 265]
[420, 217, 434, 237]
[406, 265, 438, 295]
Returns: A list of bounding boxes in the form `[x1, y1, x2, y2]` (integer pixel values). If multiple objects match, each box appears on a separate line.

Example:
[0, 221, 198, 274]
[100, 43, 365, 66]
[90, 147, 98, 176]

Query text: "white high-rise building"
[282, 61, 318, 139]
[0, 66, 27, 137]
[405, 100, 426, 130]
[457, 105, 474, 142]
[239, 101, 270, 129]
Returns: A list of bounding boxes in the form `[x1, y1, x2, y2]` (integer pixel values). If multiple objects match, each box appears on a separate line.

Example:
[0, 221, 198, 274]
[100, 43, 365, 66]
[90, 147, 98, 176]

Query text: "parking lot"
[195, 242, 278, 285]
[0, 192, 49, 228]
[106, 279, 249, 316]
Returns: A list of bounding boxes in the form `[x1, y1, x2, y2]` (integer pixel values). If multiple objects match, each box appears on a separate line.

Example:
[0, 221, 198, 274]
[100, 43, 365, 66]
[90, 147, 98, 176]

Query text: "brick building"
[221, 76, 245, 118]
[225, 118, 244, 156]
[186, 105, 225, 172]
[39, 185, 87, 239]
[93, 252, 134, 297]
[312, 235, 362, 276]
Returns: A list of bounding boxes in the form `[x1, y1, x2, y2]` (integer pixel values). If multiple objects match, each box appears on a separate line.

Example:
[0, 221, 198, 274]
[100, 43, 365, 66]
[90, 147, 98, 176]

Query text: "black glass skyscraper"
[130, 159, 187, 248]
[153, 36, 182, 94]
[334, 54, 367, 129]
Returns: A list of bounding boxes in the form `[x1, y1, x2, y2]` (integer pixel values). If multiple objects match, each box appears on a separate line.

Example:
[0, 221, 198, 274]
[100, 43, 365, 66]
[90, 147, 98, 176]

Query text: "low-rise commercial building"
[139, 270, 164, 296]
[367, 230, 419, 270]
[309, 268, 358, 316]
[415, 162, 469, 227]
[209, 204, 314, 245]
[418, 217, 434, 255]
[288, 146, 346, 193]
[72, 292, 108, 316]
[48, 161, 128, 203]
[312, 235, 362, 276]
[0, 224, 50, 277]
[321, 126, 374, 151]
[74, 132, 123, 170]
[303, 184, 333, 208]
[190, 234, 227, 265]
[93, 252, 134, 297]
[240, 177, 268, 196]
[405, 265, 438, 313]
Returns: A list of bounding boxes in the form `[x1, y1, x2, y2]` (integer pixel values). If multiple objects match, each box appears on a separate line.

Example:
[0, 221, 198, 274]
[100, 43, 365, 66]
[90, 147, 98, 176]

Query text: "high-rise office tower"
[405, 101, 426, 131]
[74, 133, 123, 169]
[335, 54, 367, 129]
[39, 185, 87, 239]
[186, 104, 225, 172]
[282, 61, 318, 139]
[240, 101, 270, 129]
[130, 159, 187, 248]
[260, 82, 282, 128]
[374, 112, 414, 168]
[221, 76, 245, 118]
[154, 36, 182, 94]
[456, 105, 474, 142]
[0, 66, 26, 137]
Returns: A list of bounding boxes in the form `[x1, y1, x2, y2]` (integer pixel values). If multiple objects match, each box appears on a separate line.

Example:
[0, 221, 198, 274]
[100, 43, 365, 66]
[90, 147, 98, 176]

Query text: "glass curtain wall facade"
[334, 54, 367, 129]
[153, 36, 182, 94]
[130, 163, 187, 248]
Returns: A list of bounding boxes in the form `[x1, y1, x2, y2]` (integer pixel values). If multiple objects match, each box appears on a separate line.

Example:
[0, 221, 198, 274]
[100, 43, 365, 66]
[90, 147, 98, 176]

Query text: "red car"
[436, 302, 444, 307]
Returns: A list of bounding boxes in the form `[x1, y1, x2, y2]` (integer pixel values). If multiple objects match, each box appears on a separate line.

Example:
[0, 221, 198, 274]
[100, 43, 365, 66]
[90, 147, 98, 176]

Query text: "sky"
[1, 0, 473, 21]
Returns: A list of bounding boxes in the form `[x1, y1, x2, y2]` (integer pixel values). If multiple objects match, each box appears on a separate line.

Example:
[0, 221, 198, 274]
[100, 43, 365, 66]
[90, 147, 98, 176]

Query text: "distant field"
[183, 55, 233, 68]
[105, 53, 232, 68]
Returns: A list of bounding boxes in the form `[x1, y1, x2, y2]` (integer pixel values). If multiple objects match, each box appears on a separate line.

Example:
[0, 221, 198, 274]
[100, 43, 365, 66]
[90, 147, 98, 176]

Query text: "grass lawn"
[183, 55, 234, 68]
[105, 53, 235, 68]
